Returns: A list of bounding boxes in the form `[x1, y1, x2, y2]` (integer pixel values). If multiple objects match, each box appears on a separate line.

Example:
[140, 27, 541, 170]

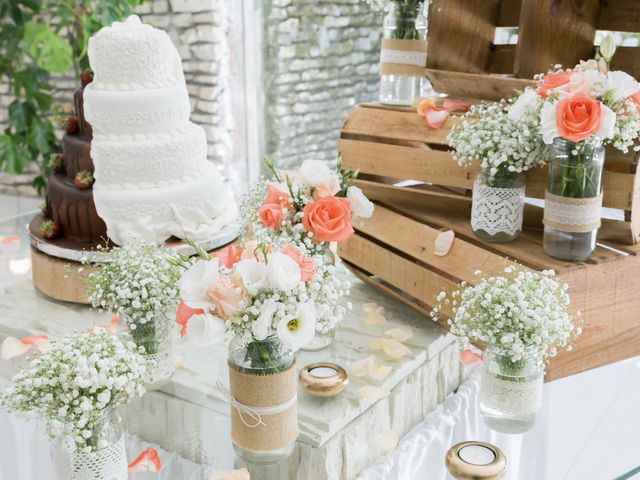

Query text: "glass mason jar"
[52, 408, 127, 480]
[543, 138, 605, 261]
[126, 312, 174, 390]
[480, 345, 544, 434]
[379, 1, 433, 105]
[471, 169, 525, 243]
[228, 335, 296, 464]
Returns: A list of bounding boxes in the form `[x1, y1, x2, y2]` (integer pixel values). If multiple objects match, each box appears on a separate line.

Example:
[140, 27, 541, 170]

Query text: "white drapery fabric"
[358, 370, 548, 480]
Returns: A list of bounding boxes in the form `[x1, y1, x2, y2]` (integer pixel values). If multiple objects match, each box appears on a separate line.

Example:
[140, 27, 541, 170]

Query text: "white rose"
[607, 70, 640, 101]
[267, 252, 301, 292]
[507, 90, 539, 121]
[235, 258, 268, 295]
[540, 102, 559, 144]
[277, 302, 317, 350]
[347, 185, 374, 218]
[253, 299, 278, 341]
[596, 103, 616, 139]
[300, 160, 332, 187]
[179, 258, 219, 310]
[186, 313, 226, 347]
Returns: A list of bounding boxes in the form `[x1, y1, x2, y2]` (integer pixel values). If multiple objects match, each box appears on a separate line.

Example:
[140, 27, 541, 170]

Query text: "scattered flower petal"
[434, 230, 455, 256]
[1, 337, 30, 360]
[416, 97, 435, 115]
[443, 99, 470, 112]
[367, 362, 392, 382]
[20, 334, 48, 345]
[174, 355, 185, 370]
[370, 429, 399, 453]
[359, 385, 391, 401]
[351, 355, 393, 382]
[209, 468, 250, 480]
[350, 355, 374, 377]
[423, 107, 449, 129]
[371, 338, 412, 359]
[363, 303, 387, 325]
[384, 325, 414, 343]
[460, 349, 483, 365]
[128, 448, 162, 473]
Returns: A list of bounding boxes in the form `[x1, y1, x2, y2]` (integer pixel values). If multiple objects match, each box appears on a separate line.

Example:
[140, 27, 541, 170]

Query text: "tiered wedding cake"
[83, 15, 236, 245]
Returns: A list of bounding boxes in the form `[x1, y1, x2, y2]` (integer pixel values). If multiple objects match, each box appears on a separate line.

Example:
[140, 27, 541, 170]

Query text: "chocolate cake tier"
[74, 86, 92, 137]
[46, 173, 107, 244]
[62, 133, 93, 179]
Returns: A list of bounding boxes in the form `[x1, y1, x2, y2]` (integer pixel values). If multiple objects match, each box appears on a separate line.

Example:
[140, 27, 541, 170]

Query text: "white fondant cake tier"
[83, 82, 190, 135]
[88, 15, 183, 90]
[91, 122, 208, 189]
[93, 163, 238, 246]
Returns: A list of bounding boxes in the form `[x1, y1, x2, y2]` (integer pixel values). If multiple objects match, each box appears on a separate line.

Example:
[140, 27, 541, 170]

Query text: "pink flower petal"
[371, 338, 412, 360]
[20, 334, 48, 345]
[460, 349, 483, 365]
[434, 230, 455, 256]
[363, 302, 387, 325]
[370, 429, 399, 453]
[443, 99, 470, 112]
[1, 337, 31, 360]
[209, 468, 251, 480]
[384, 325, 414, 343]
[423, 107, 449, 129]
[128, 448, 161, 473]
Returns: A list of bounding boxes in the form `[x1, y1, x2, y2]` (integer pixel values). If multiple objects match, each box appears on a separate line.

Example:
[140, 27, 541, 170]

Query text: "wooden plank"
[515, 0, 600, 78]
[339, 138, 636, 210]
[598, 0, 640, 33]
[488, 44, 515, 74]
[424, 69, 534, 102]
[497, 0, 522, 26]
[426, 0, 500, 74]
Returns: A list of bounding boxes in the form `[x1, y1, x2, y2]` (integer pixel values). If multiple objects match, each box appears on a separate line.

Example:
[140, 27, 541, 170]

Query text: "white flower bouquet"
[173, 241, 343, 354]
[0, 329, 147, 453]
[431, 266, 581, 367]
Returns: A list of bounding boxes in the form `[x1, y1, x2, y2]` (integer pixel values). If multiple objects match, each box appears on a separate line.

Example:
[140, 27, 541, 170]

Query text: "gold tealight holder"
[299, 362, 348, 397]
[445, 441, 507, 480]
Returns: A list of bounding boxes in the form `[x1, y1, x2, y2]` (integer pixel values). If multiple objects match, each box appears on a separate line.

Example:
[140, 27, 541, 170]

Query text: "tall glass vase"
[228, 335, 297, 464]
[471, 169, 525, 243]
[126, 312, 174, 390]
[52, 408, 127, 480]
[480, 346, 544, 434]
[379, 1, 432, 105]
[543, 138, 605, 261]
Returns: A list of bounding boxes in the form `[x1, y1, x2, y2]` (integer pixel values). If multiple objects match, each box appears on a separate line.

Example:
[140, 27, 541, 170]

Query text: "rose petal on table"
[20, 334, 48, 345]
[359, 385, 391, 401]
[369, 337, 385, 351]
[174, 354, 185, 370]
[434, 230, 455, 256]
[209, 468, 250, 480]
[416, 97, 435, 115]
[370, 429, 399, 453]
[350, 355, 374, 377]
[1, 337, 30, 360]
[128, 447, 162, 472]
[367, 361, 392, 382]
[460, 349, 483, 365]
[32, 338, 51, 353]
[443, 99, 470, 112]
[363, 303, 387, 325]
[384, 325, 414, 343]
[371, 338, 412, 360]
[423, 107, 449, 129]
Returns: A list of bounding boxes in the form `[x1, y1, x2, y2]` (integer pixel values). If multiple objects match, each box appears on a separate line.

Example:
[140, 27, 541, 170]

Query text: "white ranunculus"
[540, 102, 559, 144]
[179, 258, 219, 310]
[277, 302, 317, 350]
[252, 298, 278, 341]
[267, 252, 301, 292]
[607, 70, 640, 101]
[347, 186, 374, 218]
[596, 103, 616, 139]
[507, 90, 539, 121]
[300, 160, 332, 187]
[235, 258, 268, 295]
[186, 313, 226, 347]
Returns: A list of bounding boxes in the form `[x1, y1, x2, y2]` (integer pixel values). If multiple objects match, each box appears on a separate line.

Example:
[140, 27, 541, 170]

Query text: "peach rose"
[210, 245, 243, 269]
[208, 276, 243, 319]
[263, 184, 291, 208]
[555, 93, 602, 142]
[537, 71, 572, 98]
[312, 173, 341, 200]
[555, 72, 593, 97]
[258, 203, 283, 229]
[302, 196, 354, 243]
[280, 244, 316, 282]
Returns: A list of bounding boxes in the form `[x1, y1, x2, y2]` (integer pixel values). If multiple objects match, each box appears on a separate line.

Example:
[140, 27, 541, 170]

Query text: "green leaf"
[23, 21, 73, 73]
[8, 100, 35, 132]
[0, 135, 31, 174]
[27, 119, 54, 154]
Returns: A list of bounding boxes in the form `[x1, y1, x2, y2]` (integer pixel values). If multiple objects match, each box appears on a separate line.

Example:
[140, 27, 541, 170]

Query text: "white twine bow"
[216, 381, 297, 428]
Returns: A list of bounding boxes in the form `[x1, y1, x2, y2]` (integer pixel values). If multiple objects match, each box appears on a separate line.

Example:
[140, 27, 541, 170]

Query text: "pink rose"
[263, 184, 291, 208]
[210, 245, 243, 269]
[302, 196, 354, 243]
[537, 71, 572, 98]
[258, 203, 283, 229]
[208, 276, 243, 319]
[280, 244, 316, 282]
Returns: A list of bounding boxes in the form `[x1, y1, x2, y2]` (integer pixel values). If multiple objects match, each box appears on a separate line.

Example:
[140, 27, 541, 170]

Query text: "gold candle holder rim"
[445, 441, 507, 480]
[299, 362, 349, 397]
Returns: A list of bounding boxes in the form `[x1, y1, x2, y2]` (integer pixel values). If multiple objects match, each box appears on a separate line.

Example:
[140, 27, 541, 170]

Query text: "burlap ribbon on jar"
[226, 359, 299, 452]
[380, 39, 428, 77]
[543, 191, 603, 233]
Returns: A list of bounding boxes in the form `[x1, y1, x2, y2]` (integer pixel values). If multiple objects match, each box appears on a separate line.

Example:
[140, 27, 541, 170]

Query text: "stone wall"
[263, 0, 381, 168]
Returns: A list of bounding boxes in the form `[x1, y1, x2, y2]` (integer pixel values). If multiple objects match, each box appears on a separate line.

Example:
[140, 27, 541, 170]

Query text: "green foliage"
[0, 0, 147, 194]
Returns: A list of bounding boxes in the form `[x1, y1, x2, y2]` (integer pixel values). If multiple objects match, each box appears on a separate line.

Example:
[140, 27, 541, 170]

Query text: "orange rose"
[537, 71, 572, 98]
[556, 93, 602, 142]
[210, 245, 244, 269]
[629, 92, 640, 112]
[258, 203, 282, 229]
[263, 184, 291, 208]
[302, 196, 354, 243]
[280, 244, 316, 282]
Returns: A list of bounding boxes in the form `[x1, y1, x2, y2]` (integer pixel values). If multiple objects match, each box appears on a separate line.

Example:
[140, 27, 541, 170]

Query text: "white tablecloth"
[358, 370, 548, 480]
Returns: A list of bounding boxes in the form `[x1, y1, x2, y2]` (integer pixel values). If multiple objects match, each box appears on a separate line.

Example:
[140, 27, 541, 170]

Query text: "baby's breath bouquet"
[431, 266, 581, 368]
[84, 243, 181, 356]
[0, 330, 146, 453]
